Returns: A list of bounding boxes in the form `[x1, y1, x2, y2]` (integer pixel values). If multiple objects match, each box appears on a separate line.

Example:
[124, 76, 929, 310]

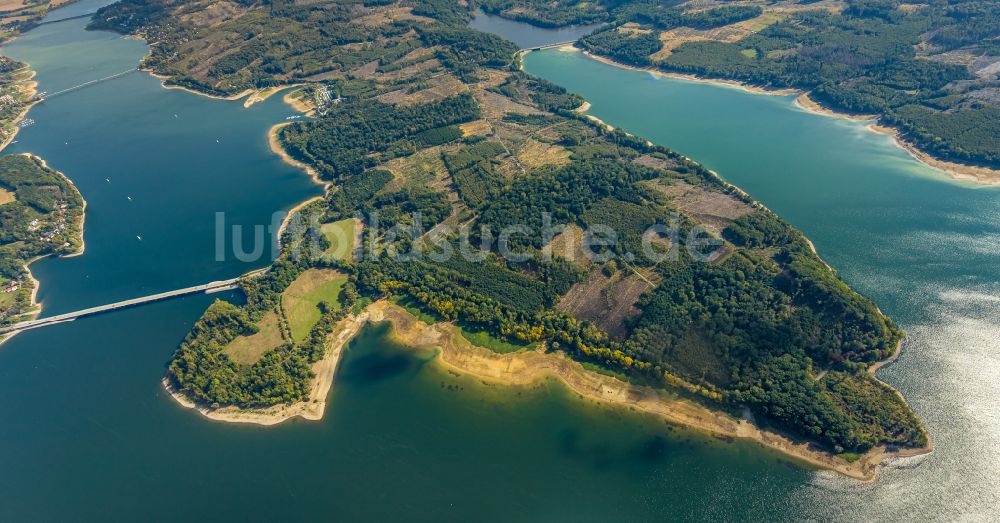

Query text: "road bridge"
[36, 12, 98, 25]
[520, 40, 579, 52]
[35, 68, 139, 101]
[0, 269, 266, 335]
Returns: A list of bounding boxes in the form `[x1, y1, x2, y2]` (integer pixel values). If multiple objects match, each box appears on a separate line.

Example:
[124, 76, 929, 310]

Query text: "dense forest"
[0, 154, 84, 325]
[97, 0, 928, 454]
[499, 0, 1000, 170]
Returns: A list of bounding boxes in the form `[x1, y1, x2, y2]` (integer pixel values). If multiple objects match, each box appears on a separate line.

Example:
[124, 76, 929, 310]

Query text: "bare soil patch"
[650, 179, 753, 235]
[557, 267, 659, 341]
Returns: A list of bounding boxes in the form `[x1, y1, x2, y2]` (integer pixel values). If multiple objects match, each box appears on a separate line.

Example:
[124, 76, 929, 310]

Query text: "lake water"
[469, 10, 603, 49]
[0, 4, 997, 521]
[521, 44, 1000, 520]
[3, 0, 321, 315]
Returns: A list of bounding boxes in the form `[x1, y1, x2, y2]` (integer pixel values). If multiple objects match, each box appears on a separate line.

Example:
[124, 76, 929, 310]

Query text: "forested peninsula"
[90, 0, 928, 471]
[0, 154, 85, 333]
[485, 0, 1000, 176]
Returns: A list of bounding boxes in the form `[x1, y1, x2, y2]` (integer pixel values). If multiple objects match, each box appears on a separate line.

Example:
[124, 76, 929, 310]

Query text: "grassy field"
[0, 290, 16, 309]
[282, 269, 347, 343]
[320, 218, 357, 262]
[457, 323, 535, 354]
[222, 309, 284, 366]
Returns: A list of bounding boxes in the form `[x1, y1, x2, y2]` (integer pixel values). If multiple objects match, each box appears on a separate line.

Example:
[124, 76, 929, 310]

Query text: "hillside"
[486, 0, 1000, 172]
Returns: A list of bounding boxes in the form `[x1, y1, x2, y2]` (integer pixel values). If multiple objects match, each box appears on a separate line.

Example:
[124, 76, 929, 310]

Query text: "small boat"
[127, 196, 132, 201]
[136, 235, 142, 241]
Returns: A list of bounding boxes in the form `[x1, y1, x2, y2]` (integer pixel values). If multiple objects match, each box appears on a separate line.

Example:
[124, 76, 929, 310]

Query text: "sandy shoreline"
[370, 302, 931, 481]
[573, 47, 798, 97]
[793, 92, 876, 121]
[276, 195, 324, 243]
[243, 85, 299, 108]
[142, 68, 299, 108]
[164, 309, 371, 425]
[268, 122, 328, 190]
[0, 69, 40, 152]
[283, 88, 316, 114]
[165, 300, 930, 480]
[143, 69, 254, 101]
[866, 124, 1000, 185]
[537, 45, 1000, 185]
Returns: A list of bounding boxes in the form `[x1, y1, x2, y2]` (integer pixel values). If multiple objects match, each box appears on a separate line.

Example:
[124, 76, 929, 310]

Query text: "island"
[90, 0, 929, 479]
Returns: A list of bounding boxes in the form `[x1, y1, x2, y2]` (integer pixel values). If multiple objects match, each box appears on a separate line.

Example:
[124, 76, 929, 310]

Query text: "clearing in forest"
[222, 309, 284, 366]
[0, 187, 15, 206]
[557, 266, 660, 341]
[320, 218, 358, 262]
[283, 269, 347, 343]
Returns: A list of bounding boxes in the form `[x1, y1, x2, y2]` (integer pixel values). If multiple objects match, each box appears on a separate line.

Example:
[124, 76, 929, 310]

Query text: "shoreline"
[537, 45, 1000, 185]
[243, 84, 299, 108]
[268, 122, 328, 190]
[0, 68, 40, 153]
[0, 155, 86, 347]
[142, 68, 300, 107]
[116, 38, 922, 480]
[143, 69, 254, 101]
[574, 47, 798, 97]
[164, 309, 371, 425]
[164, 300, 931, 480]
[793, 91, 876, 122]
[867, 124, 1000, 186]
[276, 195, 325, 243]
[368, 302, 931, 481]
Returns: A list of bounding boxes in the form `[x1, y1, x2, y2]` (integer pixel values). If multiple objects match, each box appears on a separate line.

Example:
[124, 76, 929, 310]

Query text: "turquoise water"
[1, 3, 998, 520]
[523, 48, 1000, 519]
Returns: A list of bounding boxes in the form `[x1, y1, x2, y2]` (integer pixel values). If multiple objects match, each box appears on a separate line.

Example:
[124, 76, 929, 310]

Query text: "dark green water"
[1, 4, 997, 521]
